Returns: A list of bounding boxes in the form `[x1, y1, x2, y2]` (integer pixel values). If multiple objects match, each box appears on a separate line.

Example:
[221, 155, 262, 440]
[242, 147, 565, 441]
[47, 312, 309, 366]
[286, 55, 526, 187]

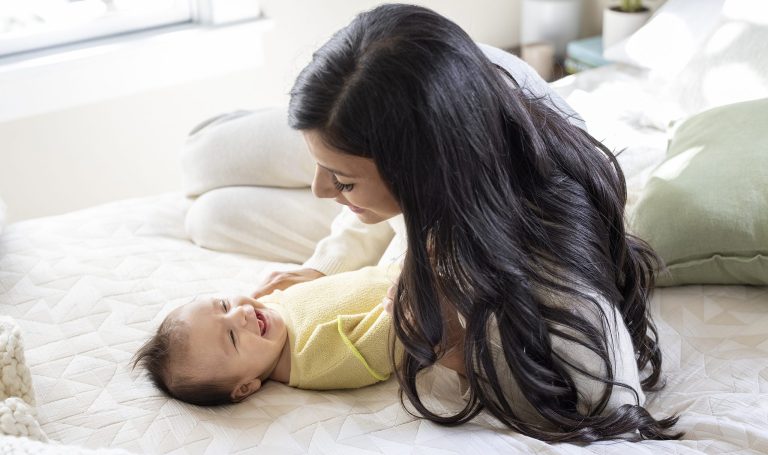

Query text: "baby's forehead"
[167, 296, 227, 341]
[163, 297, 216, 335]
[173, 295, 214, 317]
[166, 301, 229, 371]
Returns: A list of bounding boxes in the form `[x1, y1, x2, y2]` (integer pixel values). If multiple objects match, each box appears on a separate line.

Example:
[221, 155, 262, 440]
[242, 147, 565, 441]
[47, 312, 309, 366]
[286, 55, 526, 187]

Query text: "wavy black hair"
[288, 3, 681, 443]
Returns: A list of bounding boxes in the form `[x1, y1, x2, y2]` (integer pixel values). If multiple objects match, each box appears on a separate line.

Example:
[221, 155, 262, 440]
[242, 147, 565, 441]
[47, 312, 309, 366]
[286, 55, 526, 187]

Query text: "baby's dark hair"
[131, 314, 235, 406]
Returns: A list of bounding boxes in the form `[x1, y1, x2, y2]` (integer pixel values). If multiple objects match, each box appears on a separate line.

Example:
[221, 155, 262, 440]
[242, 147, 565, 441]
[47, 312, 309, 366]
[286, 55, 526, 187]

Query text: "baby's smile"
[242, 303, 275, 338]
[254, 308, 268, 336]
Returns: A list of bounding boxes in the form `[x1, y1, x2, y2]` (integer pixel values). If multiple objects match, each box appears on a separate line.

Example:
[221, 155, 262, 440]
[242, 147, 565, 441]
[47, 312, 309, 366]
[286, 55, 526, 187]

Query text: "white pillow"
[180, 107, 316, 197]
[186, 186, 341, 263]
[663, 0, 768, 118]
[603, 0, 725, 77]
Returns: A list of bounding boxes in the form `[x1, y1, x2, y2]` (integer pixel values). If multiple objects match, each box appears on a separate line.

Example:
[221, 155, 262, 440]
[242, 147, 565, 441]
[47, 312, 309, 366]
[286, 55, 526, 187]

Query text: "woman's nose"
[311, 166, 337, 199]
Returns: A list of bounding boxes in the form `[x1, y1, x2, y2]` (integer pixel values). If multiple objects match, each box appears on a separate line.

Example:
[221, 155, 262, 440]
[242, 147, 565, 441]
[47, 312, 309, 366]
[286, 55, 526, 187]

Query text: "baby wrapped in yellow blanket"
[262, 266, 399, 390]
[133, 266, 400, 406]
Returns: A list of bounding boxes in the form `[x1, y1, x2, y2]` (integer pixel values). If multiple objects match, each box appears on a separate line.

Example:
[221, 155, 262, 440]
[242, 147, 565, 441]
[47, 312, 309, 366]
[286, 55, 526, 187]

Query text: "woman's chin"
[347, 204, 366, 214]
[351, 208, 392, 225]
[355, 212, 384, 224]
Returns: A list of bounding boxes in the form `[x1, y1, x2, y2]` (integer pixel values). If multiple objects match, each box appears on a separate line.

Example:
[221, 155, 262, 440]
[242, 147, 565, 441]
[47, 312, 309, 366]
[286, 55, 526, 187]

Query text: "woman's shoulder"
[476, 42, 586, 131]
[476, 43, 527, 76]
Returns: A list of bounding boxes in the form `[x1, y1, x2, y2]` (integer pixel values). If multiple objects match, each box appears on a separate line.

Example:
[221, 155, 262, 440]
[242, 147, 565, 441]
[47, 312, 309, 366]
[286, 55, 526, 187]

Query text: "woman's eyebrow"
[317, 163, 355, 178]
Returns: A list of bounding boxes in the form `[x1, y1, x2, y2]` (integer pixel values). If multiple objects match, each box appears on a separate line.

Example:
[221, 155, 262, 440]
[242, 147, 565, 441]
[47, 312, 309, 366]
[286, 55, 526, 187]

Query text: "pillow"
[186, 186, 341, 263]
[663, 0, 768, 119]
[603, 0, 724, 77]
[180, 107, 316, 197]
[629, 98, 768, 286]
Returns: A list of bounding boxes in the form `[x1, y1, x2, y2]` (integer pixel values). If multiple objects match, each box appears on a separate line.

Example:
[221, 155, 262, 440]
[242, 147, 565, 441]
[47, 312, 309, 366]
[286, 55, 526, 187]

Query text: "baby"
[132, 266, 400, 406]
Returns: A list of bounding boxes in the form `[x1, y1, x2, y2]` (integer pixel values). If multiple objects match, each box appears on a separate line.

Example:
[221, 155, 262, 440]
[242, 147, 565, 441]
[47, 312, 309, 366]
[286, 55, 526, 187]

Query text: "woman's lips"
[348, 204, 365, 214]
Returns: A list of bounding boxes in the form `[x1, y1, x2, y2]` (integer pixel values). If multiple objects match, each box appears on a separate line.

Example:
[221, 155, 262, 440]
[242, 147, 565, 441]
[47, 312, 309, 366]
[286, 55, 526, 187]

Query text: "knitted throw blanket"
[0, 318, 137, 454]
[0, 316, 46, 442]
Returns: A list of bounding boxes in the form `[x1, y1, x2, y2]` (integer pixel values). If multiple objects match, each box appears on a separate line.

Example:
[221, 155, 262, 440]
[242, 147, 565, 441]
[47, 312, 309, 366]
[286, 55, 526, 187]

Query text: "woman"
[253, 4, 680, 442]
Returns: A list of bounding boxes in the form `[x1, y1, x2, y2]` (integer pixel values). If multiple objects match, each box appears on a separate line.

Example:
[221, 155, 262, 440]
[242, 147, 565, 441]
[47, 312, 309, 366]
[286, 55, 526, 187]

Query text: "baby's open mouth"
[255, 310, 267, 336]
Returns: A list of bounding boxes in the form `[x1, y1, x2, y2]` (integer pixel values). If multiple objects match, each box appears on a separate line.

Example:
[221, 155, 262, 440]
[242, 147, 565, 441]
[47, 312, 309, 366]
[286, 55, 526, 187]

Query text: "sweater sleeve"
[303, 207, 395, 275]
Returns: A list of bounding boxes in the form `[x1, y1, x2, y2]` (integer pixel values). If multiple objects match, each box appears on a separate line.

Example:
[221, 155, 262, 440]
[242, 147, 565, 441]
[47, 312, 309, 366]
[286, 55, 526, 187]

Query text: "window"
[0, 0, 262, 58]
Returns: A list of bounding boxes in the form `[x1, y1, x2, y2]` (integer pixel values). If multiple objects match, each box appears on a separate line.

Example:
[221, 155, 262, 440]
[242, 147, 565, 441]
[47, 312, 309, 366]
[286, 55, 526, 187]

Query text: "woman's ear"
[231, 378, 262, 402]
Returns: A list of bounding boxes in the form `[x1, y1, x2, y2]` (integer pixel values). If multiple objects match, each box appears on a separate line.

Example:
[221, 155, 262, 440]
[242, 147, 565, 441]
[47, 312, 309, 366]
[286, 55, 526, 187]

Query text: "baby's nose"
[234, 303, 256, 327]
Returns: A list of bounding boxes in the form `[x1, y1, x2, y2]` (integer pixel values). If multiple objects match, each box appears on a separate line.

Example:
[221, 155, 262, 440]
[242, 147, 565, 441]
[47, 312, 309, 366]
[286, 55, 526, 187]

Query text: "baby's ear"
[231, 378, 262, 402]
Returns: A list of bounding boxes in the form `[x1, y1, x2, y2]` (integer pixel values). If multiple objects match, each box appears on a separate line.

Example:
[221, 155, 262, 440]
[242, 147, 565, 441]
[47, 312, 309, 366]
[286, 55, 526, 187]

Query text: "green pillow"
[629, 98, 768, 286]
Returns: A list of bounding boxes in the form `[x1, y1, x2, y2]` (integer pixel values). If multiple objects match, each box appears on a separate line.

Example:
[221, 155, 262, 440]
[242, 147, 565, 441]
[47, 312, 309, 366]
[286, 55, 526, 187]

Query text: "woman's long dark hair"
[288, 4, 681, 442]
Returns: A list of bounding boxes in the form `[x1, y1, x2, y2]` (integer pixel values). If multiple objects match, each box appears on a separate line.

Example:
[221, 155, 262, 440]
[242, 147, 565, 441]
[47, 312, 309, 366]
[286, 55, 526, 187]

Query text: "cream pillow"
[186, 186, 341, 263]
[180, 108, 315, 197]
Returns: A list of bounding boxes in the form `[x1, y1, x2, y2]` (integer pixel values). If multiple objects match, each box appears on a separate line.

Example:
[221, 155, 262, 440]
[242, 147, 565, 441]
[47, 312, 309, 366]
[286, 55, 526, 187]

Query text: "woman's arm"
[253, 207, 395, 297]
[384, 277, 467, 377]
[438, 304, 467, 377]
[303, 207, 395, 276]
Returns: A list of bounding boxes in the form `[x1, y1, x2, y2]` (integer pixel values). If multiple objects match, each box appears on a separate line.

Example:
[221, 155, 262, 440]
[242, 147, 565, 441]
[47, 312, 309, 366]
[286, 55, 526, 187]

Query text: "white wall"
[0, 0, 637, 223]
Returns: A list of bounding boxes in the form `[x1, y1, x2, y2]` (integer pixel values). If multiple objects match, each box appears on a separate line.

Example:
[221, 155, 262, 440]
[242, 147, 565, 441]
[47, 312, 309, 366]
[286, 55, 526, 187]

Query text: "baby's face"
[170, 295, 287, 394]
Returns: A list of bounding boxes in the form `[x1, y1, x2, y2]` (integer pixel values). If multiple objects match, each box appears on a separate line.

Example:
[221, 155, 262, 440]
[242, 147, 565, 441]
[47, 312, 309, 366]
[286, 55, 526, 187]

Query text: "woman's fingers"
[251, 268, 324, 299]
[251, 281, 279, 300]
[383, 277, 398, 315]
[386, 282, 396, 300]
[382, 296, 394, 315]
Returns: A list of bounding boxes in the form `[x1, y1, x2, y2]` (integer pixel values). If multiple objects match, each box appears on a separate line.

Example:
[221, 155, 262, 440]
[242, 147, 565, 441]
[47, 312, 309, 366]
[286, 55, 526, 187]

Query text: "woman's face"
[303, 130, 401, 224]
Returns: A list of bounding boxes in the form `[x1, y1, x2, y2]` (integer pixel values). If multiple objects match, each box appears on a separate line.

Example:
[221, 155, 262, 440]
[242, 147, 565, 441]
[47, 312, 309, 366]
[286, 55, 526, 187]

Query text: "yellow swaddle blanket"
[260, 266, 401, 390]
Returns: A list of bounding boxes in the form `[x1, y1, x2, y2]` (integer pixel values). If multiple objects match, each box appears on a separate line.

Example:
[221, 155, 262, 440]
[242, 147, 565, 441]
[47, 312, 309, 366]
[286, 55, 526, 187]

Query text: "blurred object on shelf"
[603, 2, 652, 49]
[565, 36, 611, 74]
[521, 0, 582, 59]
[522, 42, 555, 81]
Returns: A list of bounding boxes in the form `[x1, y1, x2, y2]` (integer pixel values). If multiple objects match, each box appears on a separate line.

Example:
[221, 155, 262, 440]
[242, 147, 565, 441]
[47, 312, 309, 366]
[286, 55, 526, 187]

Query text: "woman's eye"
[333, 176, 354, 192]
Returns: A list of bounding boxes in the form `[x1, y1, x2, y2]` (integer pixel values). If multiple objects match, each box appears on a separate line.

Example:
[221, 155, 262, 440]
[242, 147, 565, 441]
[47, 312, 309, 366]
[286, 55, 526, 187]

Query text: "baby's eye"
[220, 299, 228, 312]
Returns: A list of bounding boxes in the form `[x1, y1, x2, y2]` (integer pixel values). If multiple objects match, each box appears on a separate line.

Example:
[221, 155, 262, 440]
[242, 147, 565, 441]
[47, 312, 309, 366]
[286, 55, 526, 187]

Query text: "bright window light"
[0, 0, 194, 57]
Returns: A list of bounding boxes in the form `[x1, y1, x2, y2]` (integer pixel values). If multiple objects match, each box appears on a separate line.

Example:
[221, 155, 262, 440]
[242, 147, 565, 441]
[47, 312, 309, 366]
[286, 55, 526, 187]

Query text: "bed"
[2, 5, 768, 454]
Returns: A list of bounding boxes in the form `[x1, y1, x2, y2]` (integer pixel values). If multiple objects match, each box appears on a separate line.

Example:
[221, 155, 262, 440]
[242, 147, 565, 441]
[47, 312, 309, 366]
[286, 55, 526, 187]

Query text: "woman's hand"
[251, 268, 325, 299]
[382, 280, 397, 315]
[382, 264, 402, 315]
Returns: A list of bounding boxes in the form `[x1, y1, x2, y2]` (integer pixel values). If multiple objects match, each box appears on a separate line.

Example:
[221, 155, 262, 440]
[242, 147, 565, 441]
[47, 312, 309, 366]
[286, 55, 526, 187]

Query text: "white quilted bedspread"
[0, 194, 766, 454]
[1, 65, 767, 454]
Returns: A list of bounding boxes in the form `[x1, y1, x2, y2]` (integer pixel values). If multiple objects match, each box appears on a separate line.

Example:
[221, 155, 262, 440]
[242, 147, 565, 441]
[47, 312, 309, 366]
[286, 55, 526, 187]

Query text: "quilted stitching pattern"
[0, 193, 767, 454]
